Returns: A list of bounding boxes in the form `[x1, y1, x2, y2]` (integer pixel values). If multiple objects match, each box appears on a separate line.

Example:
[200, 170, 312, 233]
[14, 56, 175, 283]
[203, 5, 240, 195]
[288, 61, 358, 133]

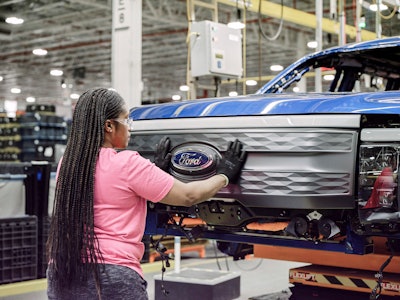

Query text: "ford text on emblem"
[173, 151, 211, 170]
[170, 143, 221, 180]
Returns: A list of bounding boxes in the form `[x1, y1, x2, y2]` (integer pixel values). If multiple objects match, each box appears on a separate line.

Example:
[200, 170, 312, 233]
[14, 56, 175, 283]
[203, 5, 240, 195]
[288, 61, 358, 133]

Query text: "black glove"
[154, 136, 172, 172]
[217, 139, 247, 184]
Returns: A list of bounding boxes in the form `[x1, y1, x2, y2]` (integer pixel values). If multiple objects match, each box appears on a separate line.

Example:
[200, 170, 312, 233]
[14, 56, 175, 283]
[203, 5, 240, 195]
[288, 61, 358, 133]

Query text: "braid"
[46, 88, 125, 294]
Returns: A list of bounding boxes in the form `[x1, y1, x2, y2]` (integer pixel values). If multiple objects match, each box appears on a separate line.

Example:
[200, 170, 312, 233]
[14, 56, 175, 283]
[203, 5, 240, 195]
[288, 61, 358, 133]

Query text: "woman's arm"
[159, 174, 227, 206]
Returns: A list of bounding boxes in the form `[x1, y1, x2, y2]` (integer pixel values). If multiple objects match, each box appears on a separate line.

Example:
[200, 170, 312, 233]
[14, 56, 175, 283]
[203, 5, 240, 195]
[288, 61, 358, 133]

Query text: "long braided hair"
[46, 88, 126, 294]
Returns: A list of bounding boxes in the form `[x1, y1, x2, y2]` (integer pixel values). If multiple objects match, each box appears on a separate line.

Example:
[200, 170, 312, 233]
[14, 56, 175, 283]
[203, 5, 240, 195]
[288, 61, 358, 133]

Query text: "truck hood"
[130, 91, 400, 120]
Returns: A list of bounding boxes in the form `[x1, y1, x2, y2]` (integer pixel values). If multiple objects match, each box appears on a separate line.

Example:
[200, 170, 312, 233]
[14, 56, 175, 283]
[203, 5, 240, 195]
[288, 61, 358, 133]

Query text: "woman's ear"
[104, 120, 113, 133]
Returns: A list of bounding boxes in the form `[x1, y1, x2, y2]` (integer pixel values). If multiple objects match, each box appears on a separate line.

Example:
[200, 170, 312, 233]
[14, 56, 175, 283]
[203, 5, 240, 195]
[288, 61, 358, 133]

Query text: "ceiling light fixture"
[0, 76, 3, 82]
[5, 17, 24, 25]
[245, 79, 257, 86]
[11, 88, 21, 94]
[26, 97, 36, 103]
[50, 69, 63, 76]
[270, 65, 283, 72]
[70, 93, 80, 99]
[172, 94, 181, 101]
[33, 48, 48, 56]
[369, 3, 388, 11]
[323, 74, 335, 81]
[307, 41, 318, 49]
[179, 85, 189, 92]
[229, 91, 238, 97]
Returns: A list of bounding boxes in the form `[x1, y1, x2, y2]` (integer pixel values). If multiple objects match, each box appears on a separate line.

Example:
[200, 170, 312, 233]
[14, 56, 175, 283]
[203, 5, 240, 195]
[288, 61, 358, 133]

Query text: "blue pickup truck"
[129, 37, 400, 254]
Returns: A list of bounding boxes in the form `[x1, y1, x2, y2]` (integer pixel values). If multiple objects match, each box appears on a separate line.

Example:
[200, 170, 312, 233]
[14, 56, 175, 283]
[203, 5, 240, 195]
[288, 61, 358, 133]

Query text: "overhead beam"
[217, 0, 382, 41]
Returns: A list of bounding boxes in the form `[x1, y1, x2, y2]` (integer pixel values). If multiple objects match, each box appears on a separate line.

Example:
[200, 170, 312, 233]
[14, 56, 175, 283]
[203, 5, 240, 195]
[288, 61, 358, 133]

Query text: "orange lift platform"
[254, 237, 400, 299]
[289, 264, 400, 299]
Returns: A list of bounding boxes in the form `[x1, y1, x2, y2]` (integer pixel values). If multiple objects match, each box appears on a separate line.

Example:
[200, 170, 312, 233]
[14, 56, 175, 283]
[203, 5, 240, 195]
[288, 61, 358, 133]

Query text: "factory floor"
[0, 241, 308, 300]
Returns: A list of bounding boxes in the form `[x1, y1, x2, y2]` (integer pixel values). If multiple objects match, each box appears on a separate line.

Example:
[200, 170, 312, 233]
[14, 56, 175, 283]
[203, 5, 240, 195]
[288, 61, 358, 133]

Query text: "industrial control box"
[190, 20, 242, 78]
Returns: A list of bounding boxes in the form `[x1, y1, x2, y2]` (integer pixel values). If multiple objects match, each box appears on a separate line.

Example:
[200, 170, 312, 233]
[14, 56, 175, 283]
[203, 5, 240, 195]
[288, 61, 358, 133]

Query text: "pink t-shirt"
[57, 147, 173, 278]
[56, 148, 173, 277]
[94, 148, 174, 277]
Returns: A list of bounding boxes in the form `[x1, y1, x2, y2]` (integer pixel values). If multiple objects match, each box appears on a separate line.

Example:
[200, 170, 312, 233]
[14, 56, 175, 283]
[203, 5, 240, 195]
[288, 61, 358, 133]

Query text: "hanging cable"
[151, 228, 171, 296]
[372, 0, 398, 20]
[379, 6, 398, 20]
[369, 241, 395, 299]
[258, 0, 284, 41]
[160, 257, 170, 297]
[214, 77, 221, 97]
[213, 240, 223, 270]
[234, 257, 264, 271]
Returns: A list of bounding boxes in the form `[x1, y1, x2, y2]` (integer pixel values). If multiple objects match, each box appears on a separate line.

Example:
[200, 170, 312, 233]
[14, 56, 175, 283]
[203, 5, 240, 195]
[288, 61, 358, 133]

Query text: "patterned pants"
[47, 264, 148, 300]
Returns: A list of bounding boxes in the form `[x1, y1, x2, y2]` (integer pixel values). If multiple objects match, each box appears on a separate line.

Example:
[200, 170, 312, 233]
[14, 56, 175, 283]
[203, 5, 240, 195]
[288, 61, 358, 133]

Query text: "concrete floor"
[0, 241, 308, 300]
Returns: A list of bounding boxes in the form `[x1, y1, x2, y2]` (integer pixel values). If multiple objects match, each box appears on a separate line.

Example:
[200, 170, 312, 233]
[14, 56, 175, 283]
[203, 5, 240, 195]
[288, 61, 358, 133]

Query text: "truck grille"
[130, 129, 357, 209]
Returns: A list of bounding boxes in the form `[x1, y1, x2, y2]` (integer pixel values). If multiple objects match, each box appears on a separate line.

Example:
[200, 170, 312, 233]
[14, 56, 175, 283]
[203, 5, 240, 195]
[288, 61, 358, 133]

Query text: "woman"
[46, 87, 246, 299]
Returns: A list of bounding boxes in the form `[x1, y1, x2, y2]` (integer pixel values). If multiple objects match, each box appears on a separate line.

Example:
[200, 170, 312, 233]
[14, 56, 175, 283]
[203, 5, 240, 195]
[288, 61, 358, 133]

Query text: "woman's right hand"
[154, 136, 172, 172]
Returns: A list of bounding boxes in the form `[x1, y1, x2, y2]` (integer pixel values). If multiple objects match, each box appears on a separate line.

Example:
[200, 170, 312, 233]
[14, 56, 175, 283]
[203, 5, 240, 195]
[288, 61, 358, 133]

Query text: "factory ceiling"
[0, 0, 399, 113]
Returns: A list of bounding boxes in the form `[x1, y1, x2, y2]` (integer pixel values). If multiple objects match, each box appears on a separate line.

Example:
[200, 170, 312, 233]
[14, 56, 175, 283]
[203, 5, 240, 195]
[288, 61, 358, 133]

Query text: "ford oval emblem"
[170, 142, 221, 178]
[173, 151, 211, 170]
